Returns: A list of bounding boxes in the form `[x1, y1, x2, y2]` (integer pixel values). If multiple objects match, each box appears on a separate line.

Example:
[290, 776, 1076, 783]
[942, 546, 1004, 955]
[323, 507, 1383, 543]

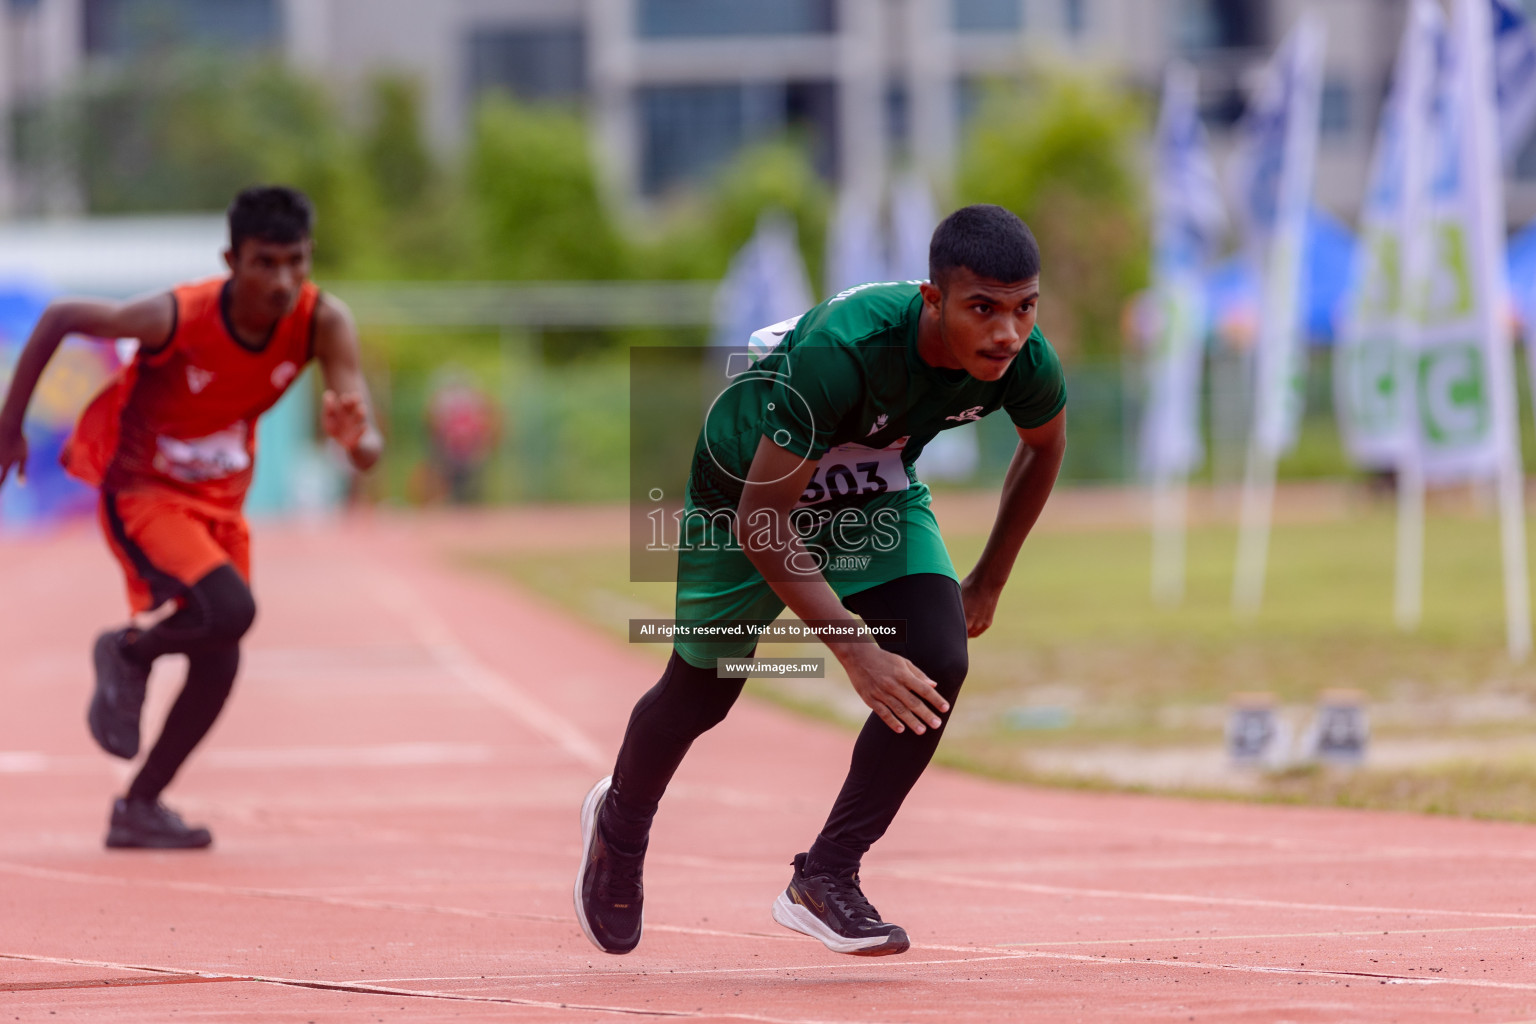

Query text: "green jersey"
[668, 282, 1064, 668]
[688, 282, 1066, 512]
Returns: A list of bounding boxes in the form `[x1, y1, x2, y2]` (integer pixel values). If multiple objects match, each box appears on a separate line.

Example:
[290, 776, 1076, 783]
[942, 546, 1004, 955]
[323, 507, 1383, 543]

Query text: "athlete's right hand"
[0, 428, 26, 488]
[840, 645, 948, 735]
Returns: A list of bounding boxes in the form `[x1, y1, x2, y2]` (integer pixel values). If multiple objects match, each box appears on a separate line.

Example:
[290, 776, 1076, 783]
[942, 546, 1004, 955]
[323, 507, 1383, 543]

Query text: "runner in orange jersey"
[0, 186, 382, 848]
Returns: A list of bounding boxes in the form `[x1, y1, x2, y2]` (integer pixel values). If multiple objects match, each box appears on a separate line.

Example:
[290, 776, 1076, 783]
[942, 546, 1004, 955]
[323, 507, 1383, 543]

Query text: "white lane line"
[0, 751, 54, 773]
[365, 566, 607, 770]
[891, 869, 1536, 922]
[688, 787, 1536, 866]
[0, 743, 499, 774]
[207, 742, 496, 769]
[998, 921, 1536, 947]
[890, 848, 1536, 874]
[359, 954, 1037, 987]
[903, 803, 1536, 863]
[0, 951, 905, 1024]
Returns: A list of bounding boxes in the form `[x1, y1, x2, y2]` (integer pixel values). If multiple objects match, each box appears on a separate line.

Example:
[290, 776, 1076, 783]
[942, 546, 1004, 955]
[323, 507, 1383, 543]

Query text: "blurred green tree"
[363, 74, 433, 210]
[465, 94, 628, 280]
[959, 73, 1149, 362]
[705, 139, 829, 294]
[635, 139, 829, 292]
[62, 55, 378, 273]
[354, 74, 478, 281]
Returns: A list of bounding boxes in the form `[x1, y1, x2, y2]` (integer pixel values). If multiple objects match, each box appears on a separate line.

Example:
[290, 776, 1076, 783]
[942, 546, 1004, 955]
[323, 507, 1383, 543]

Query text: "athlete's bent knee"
[191, 564, 257, 645]
[908, 635, 968, 702]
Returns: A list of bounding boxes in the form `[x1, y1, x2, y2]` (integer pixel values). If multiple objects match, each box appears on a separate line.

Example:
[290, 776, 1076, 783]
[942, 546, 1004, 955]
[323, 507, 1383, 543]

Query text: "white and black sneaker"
[771, 852, 910, 956]
[574, 776, 645, 954]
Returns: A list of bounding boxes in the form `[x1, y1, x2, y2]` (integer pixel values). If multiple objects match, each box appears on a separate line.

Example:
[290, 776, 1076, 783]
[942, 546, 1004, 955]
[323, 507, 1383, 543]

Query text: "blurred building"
[6, 0, 1536, 219]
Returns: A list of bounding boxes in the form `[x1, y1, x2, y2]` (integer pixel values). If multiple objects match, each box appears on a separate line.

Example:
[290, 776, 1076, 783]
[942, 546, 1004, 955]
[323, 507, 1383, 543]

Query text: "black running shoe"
[771, 853, 910, 955]
[574, 776, 645, 954]
[89, 630, 149, 760]
[105, 797, 213, 849]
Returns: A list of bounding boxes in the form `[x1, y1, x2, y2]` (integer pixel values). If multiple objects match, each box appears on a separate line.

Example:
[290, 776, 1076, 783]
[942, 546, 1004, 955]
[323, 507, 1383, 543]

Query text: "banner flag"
[1404, 0, 1520, 483]
[1140, 61, 1225, 479]
[1334, 0, 1442, 472]
[1227, 15, 1327, 459]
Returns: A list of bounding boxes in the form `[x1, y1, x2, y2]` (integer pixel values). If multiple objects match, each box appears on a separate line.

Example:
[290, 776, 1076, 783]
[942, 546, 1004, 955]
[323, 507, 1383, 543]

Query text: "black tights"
[121, 564, 256, 802]
[604, 573, 968, 871]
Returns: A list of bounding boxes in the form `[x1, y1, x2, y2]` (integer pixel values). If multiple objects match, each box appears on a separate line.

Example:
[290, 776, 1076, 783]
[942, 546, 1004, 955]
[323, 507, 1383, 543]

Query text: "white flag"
[1140, 62, 1224, 478]
[1334, 0, 1442, 472]
[825, 192, 888, 297]
[889, 173, 938, 282]
[714, 210, 815, 349]
[1399, 0, 1522, 482]
[1227, 15, 1327, 459]
[825, 174, 938, 295]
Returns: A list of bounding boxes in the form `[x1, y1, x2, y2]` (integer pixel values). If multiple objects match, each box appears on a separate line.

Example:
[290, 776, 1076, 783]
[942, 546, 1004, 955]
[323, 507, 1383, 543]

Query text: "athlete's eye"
[972, 304, 992, 315]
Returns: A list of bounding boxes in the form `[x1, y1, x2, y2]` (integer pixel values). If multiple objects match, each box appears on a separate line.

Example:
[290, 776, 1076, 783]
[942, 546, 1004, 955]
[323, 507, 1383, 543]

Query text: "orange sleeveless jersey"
[63, 277, 320, 511]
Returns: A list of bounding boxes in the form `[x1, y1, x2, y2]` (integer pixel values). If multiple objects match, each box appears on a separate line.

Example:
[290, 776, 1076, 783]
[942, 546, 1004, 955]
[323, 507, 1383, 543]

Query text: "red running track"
[2, 512, 1535, 1023]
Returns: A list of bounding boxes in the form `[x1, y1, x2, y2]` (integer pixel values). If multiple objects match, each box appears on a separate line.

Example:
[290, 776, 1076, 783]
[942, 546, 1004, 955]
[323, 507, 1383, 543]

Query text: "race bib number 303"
[797, 441, 910, 507]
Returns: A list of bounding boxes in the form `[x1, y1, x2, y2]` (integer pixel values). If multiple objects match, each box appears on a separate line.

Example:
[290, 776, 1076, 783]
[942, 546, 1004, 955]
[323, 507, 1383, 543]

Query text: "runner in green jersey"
[577, 204, 1067, 957]
[676, 278, 1064, 667]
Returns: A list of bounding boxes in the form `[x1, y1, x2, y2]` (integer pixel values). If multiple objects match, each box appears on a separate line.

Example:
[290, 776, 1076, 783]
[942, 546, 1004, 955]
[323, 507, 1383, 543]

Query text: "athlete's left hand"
[322, 390, 369, 453]
[960, 574, 1001, 638]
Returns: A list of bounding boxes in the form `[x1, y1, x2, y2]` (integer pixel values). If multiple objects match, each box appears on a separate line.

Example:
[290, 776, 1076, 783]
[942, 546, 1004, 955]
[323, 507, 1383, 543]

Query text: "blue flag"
[1141, 62, 1224, 479]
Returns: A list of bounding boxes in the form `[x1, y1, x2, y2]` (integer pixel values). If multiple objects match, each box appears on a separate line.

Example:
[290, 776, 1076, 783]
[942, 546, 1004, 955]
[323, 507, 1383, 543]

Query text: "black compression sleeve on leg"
[126, 643, 239, 803]
[124, 564, 256, 665]
[807, 573, 969, 874]
[122, 566, 254, 803]
[602, 650, 745, 850]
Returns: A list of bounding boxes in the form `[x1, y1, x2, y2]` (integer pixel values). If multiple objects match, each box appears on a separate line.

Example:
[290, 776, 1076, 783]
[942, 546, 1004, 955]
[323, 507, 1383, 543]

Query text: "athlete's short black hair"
[228, 186, 314, 252]
[929, 204, 1040, 287]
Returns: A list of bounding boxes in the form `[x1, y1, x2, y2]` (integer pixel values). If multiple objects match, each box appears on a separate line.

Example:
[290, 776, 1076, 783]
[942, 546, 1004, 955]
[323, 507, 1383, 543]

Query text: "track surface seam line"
[0, 952, 905, 1024]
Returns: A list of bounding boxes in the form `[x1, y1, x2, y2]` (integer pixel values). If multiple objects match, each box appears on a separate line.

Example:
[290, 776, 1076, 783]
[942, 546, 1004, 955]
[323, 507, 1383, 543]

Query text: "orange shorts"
[99, 486, 250, 614]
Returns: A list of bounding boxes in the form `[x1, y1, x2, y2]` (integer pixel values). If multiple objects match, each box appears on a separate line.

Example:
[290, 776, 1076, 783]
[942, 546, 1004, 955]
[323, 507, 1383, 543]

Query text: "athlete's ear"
[919, 281, 943, 311]
[222, 247, 236, 274]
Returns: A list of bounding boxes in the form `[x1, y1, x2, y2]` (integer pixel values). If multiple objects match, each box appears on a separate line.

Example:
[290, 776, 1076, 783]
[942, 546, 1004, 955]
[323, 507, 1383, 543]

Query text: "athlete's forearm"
[740, 508, 874, 664]
[968, 433, 1064, 593]
[0, 311, 71, 435]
